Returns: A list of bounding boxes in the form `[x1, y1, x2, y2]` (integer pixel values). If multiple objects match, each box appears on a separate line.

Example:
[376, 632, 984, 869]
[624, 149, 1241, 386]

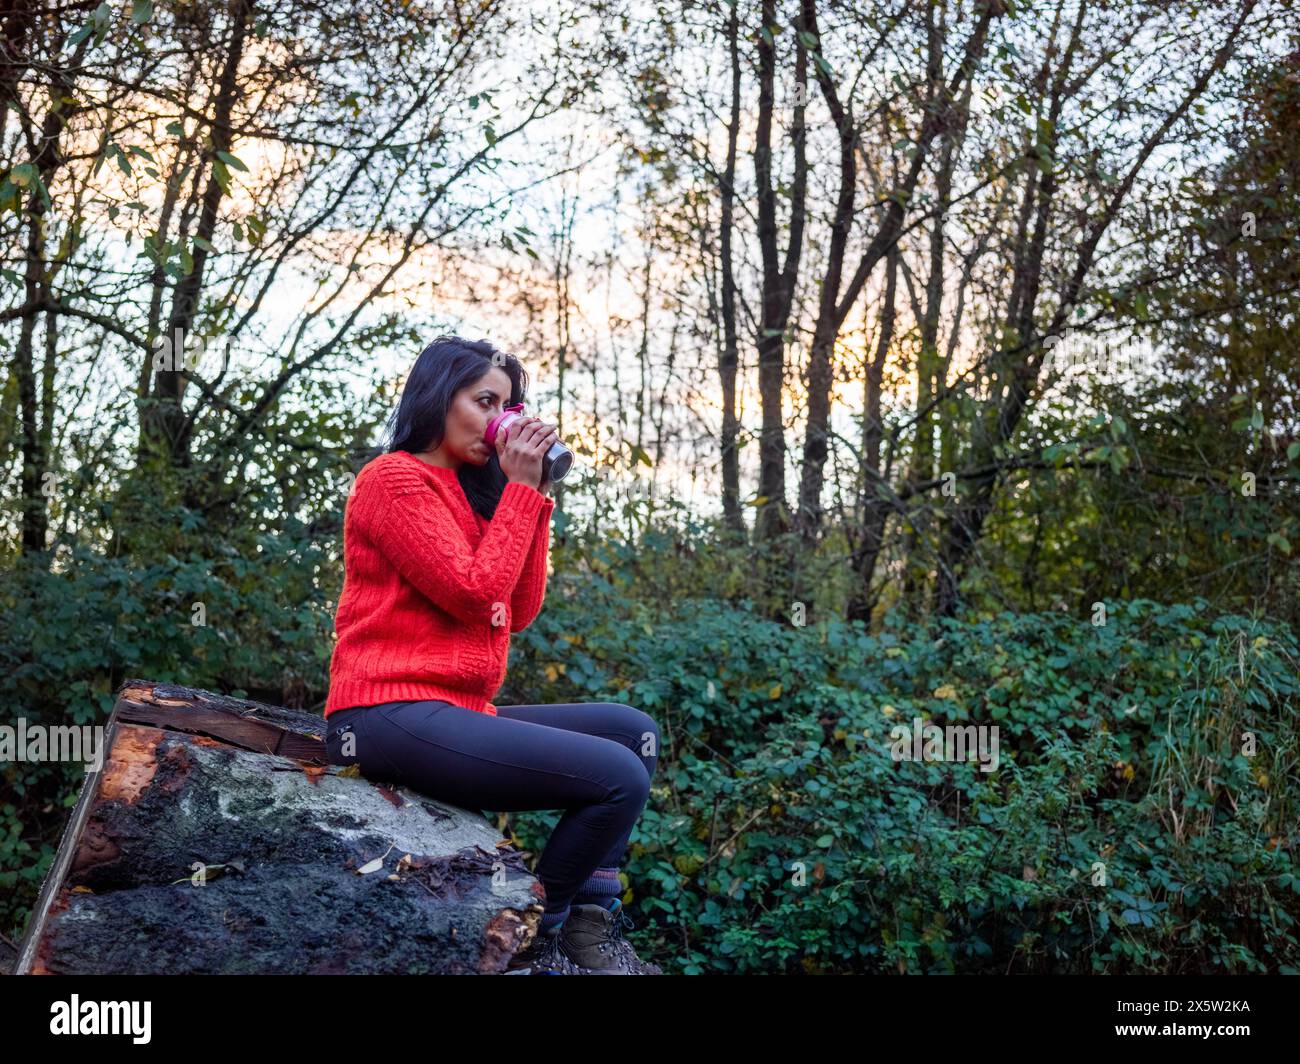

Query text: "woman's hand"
[497, 416, 559, 491]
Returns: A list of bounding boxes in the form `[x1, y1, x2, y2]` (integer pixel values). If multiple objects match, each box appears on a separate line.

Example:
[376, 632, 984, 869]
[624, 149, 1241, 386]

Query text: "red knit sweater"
[323, 448, 555, 718]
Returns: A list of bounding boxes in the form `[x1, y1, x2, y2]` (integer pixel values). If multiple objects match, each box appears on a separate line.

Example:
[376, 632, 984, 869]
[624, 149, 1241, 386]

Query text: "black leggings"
[323, 699, 660, 915]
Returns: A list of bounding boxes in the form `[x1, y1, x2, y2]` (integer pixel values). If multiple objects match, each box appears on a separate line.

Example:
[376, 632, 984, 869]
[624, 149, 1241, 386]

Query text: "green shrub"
[4, 521, 1295, 974]
[503, 578, 1299, 974]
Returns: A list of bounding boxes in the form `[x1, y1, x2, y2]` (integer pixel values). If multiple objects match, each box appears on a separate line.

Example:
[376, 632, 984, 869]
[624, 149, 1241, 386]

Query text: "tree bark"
[15, 679, 545, 975]
[137, 0, 253, 477]
[752, 0, 808, 545]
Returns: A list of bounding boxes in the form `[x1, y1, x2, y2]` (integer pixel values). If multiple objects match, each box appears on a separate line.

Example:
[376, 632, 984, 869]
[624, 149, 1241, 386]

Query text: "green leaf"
[131, 0, 154, 24]
[211, 158, 230, 192]
[216, 150, 248, 172]
[8, 163, 36, 187]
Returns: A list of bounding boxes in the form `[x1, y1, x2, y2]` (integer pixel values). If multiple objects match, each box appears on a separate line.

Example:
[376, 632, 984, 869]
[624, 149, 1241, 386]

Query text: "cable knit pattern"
[323, 448, 555, 718]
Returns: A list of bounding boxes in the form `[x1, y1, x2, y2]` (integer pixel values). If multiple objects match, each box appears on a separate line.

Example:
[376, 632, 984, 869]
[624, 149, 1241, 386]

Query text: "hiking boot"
[503, 923, 587, 975]
[567, 901, 663, 975]
[550, 904, 632, 974]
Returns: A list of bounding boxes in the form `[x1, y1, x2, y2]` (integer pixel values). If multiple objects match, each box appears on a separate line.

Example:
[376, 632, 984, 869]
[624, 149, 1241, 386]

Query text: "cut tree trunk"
[13, 679, 545, 975]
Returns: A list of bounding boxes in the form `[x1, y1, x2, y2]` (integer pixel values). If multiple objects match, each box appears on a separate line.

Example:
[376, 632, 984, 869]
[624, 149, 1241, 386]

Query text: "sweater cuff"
[501, 480, 548, 520]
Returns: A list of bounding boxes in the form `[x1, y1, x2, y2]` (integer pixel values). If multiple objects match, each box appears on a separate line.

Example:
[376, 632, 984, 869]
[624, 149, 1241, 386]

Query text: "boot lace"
[608, 907, 636, 948]
[534, 929, 573, 974]
[606, 907, 663, 973]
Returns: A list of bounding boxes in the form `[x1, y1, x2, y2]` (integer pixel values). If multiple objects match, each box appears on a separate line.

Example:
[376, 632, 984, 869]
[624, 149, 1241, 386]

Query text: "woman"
[322, 335, 662, 976]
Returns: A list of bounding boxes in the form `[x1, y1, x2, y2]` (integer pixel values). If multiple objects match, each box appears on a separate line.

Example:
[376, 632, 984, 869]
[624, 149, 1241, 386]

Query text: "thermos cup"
[485, 403, 574, 483]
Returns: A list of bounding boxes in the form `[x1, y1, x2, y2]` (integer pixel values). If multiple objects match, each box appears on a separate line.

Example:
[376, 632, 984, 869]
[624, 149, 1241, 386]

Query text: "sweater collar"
[394, 449, 462, 481]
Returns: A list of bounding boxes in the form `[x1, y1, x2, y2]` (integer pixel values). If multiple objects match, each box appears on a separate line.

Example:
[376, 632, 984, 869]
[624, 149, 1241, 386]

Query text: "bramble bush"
[0, 530, 335, 948]
[501, 538, 1299, 974]
[2, 526, 1296, 974]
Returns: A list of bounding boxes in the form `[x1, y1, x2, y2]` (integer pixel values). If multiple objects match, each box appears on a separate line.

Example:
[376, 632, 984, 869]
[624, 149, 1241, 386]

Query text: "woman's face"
[440, 366, 513, 467]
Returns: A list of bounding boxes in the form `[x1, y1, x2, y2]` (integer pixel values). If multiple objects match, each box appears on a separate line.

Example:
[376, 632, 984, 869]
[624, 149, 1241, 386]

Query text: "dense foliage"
[4, 525, 1296, 973]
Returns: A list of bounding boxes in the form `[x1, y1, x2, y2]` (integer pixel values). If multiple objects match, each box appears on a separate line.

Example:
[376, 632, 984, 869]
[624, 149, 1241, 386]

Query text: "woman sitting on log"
[322, 334, 661, 975]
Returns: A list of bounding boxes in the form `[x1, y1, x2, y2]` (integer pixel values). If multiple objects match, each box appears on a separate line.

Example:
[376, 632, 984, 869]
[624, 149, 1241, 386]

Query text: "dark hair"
[380, 335, 529, 520]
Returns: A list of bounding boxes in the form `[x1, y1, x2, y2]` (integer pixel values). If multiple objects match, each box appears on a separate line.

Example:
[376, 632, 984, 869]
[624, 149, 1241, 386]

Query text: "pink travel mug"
[485, 402, 574, 483]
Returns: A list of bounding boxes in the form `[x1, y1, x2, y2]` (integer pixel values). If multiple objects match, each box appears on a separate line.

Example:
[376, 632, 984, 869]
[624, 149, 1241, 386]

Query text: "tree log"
[14, 679, 545, 975]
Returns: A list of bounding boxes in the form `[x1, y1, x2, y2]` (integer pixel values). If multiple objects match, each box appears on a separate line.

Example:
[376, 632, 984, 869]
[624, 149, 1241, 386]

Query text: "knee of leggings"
[608, 744, 653, 805]
[614, 704, 661, 761]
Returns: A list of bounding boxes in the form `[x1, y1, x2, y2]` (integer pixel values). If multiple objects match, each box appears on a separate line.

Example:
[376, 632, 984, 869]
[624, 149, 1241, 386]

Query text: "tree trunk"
[718, 0, 744, 535]
[15, 679, 546, 975]
[752, 0, 808, 546]
[137, 0, 252, 478]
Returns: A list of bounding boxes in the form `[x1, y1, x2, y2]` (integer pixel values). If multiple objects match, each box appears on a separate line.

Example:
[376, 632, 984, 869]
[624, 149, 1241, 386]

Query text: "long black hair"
[380, 335, 530, 520]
